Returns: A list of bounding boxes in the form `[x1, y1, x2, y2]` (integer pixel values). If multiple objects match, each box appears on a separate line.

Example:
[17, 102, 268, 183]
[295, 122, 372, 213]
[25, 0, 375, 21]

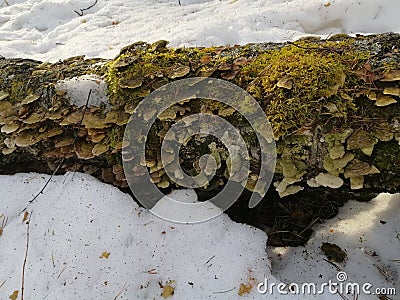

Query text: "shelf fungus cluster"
[1, 33, 400, 200]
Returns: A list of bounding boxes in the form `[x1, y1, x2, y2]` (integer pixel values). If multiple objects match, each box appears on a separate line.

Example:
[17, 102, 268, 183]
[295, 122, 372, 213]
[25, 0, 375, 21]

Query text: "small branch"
[205, 255, 216, 265]
[21, 212, 32, 300]
[18, 158, 64, 215]
[74, 0, 98, 16]
[0, 214, 7, 235]
[113, 283, 130, 300]
[0, 279, 5, 290]
[299, 218, 321, 235]
[70, 89, 92, 181]
[322, 258, 343, 272]
[57, 266, 67, 278]
[287, 41, 345, 55]
[212, 287, 235, 294]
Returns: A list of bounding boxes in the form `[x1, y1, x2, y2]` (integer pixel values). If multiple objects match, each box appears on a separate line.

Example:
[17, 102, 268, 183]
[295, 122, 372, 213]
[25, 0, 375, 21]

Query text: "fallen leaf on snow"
[99, 251, 110, 259]
[9, 290, 18, 300]
[162, 285, 175, 298]
[22, 211, 29, 223]
[238, 283, 253, 296]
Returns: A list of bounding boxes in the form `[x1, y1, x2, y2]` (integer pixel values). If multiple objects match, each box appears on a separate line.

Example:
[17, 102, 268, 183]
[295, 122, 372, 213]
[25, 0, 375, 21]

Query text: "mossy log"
[1, 33, 400, 208]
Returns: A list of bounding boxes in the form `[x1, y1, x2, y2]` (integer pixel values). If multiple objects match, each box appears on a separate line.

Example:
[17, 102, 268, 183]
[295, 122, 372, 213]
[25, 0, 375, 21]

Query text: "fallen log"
[1, 33, 399, 235]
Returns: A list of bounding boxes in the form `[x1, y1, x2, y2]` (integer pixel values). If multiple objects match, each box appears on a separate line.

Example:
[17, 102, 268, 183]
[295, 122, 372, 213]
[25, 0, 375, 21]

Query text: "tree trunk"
[1, 33, 399, 209]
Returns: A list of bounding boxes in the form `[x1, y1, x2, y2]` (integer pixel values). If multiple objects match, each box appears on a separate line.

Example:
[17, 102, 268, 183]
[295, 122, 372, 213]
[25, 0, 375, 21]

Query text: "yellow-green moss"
[242, 40, 369, 138]
[106, 44, 194, 107]
[105, 41, 254, 109]
[105, 39, 372, 139]
[106, 127, 123, 150]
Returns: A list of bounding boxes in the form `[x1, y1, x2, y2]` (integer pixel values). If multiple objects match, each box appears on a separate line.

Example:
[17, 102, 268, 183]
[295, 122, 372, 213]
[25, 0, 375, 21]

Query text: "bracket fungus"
[324, 130, 353, 160]
[380, 69, 400, 82]
[344, 160, 380, 189]
[309, 172, 344, 189]
[323, 153, 355, 176]
[346, 130, 377, 156]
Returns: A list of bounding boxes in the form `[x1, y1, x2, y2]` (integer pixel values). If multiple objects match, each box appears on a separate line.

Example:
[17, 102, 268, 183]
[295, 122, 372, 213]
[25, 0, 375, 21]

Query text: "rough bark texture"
[1, 33, 400, 244]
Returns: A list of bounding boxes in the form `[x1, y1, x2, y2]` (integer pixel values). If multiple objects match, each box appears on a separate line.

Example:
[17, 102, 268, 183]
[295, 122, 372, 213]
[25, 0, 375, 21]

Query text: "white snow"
[0, 173, 277, 299]
[0, 174, 398, 299]
[0, 0, 400, 299]
[1, 0, 400, 62]
[55, 74, 110, 108]
[268, 193, 400, 299]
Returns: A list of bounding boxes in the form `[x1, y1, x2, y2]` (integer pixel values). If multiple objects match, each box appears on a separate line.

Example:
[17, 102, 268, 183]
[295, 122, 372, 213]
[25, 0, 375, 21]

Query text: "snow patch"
[55, 74, 110, 108]
[0, 173, 276, 299]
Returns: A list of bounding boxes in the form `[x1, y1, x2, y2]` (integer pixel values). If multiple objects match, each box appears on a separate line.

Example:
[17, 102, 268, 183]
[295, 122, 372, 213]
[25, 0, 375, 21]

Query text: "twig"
[21, 212, 32, 300]
[74, 0, 98, 16]
[205, 255, 216, 265]
[70, 89, 92, 181]
[113, 283, 130, 300]
[322, 258, 343, 272]
[268, 230, 307, 241]
[0, 215, 7, 234]
[299, 218, 321, 235]
[19, 158, 65, 215]
[19, 90, 92, 215]
[51, 252, 55, 268]
[212, 287, 235, 294]
[0, 279, 5, 290]
[287, 41, 345, 55]
[57, 266, 67, 278]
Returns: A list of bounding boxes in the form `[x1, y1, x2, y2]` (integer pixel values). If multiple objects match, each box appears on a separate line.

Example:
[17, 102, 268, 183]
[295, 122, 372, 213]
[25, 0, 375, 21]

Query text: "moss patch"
[105, 38, 372, 139]
[242, 40, 369, 138]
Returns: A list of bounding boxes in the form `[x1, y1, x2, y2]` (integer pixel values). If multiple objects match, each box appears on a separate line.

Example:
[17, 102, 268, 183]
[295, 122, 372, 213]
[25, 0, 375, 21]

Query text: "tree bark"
[0, 33, 399, 206]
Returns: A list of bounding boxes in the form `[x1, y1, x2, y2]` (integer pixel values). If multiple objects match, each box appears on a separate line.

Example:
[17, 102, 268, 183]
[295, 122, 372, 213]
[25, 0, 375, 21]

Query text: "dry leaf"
[9, 290, 18, 300]
[200, 55, 211, 65]
[22, 211, 29, 223]
[99, 251, 110, 259]
[355, 63, 381, 83]
[238, 283, 253, 296]
[162, 285, 175, 298]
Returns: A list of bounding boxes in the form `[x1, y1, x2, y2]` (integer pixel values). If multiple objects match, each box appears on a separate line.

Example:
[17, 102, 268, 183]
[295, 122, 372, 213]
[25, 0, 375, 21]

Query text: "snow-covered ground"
[0, 0, 400, 62]
[1, 0, 400, 299]
[0, 173, 277, 299]
[1, 173, 399, 299]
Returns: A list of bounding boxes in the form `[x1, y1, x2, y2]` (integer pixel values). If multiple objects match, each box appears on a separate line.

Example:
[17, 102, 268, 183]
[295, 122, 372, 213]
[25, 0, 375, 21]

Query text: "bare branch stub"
[74, 0, 98, 17]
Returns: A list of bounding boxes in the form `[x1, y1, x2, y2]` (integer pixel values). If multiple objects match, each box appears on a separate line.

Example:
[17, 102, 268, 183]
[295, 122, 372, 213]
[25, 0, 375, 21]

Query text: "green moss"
[242, 40, 369, 138]
[9, 80, 26, 104]
[106, 43, 197, 108]
[106, 127, 123, 150]
[105, 41, 255, 109]
[104, 39, 374, 140]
